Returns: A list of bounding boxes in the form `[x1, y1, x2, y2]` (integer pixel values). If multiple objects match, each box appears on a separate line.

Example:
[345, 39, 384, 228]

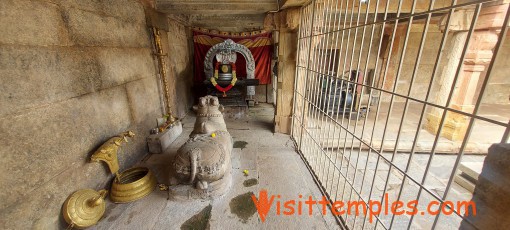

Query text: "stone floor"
[91, 103, 339, 230]
[310, 102, 509, 154]
[291, 101, 493, 229]
[90, 103, 491, 230]
[306, 148, 486, 229]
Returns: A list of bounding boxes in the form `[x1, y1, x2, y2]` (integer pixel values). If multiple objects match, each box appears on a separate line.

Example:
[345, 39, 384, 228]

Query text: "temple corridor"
[92, 104, 339, 229]
[2, 0, 510, 229]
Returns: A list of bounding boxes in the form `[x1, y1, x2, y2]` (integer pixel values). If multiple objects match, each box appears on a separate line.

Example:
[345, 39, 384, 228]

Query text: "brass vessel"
[62, 189, 108, 229]
[110, 167, 157, 203]
[91, 131, 157, 203]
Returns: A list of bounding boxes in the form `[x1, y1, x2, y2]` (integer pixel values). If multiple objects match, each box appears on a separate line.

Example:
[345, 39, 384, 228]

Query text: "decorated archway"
[203, 39, 256, 96]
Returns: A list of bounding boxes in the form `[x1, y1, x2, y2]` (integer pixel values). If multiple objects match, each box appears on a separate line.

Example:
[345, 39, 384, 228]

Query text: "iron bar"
[431, 4, 510, 228]
[291, 0, 508, 229]
[294, 66, 509, 128]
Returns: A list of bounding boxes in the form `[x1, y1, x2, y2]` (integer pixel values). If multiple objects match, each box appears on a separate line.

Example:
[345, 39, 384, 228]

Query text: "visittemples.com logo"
[251, 190, 476, 223]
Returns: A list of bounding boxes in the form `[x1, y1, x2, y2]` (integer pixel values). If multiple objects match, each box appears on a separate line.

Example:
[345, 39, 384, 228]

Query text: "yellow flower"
[211, 133, 216, 138]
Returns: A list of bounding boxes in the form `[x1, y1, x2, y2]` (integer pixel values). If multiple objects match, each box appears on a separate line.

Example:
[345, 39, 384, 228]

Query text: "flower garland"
[210, 62, 237, 97]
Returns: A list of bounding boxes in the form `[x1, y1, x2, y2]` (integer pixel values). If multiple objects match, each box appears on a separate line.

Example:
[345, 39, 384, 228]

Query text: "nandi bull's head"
[192, 96, 227, 135]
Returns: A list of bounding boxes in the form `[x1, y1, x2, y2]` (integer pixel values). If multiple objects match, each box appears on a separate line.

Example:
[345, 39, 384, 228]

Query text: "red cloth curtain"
[193, 30, 273, 85]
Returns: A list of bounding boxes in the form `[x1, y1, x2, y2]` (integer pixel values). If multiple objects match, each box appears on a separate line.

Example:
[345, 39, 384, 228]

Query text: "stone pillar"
[379, 25, 407, 92]
[272, 8, 301, 134]
[425, 4, 508, 141]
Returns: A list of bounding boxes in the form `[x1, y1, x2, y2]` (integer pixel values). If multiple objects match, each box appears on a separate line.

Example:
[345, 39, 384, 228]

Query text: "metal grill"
[291, 0, 510, 229]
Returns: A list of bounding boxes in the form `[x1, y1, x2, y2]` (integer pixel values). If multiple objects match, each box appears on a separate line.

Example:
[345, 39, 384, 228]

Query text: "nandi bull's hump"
[174, 131, 231, 180]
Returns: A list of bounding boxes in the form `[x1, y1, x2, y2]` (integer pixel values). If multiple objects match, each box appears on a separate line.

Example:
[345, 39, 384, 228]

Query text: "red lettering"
[457, 201, 476, 216]
[283, 200, 295, 215]
[305, 196, 317, 215]
[347, 201, 367, 216]
[442, 201, 454, 215]
[251, 190, 275, 222]
[318, 196, 329, 215]
[332, 201, 345, 216]
[391, 201, 405, 215]
[406, 200, 418, 215]
[428, 201, 440, 215]
[368, 200, 381, 223]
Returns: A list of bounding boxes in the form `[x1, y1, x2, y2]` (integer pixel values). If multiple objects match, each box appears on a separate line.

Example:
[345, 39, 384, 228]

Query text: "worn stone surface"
[165, 19, 194, 119]
[96, 48, 157, 89]
[461, 144, 510, 229]
[0, 0, 70, 46]
[484, 37, 510, 104]
[0, 46, 99, 116]
[125, 76, 162, 123]
[56, 0, 146, 23]
[0, 0, 177, 229]
[150, 19, 193, 119]
[180, 204, 213, 230]
[147, 121, 183, 154]
[65, 7, 149, 47]
[275, 26, 298, 134]
[91, 104, 338, 229]
[157, 0, 276, 31]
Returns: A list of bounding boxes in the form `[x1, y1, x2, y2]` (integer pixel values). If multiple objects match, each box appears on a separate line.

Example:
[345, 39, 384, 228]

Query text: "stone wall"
[166, 18, 194, 118]
[381, 24, 509, 104]
[396, 24, 443, 102]
[0, 0, 177, 228]
[483, 33, 510, 104]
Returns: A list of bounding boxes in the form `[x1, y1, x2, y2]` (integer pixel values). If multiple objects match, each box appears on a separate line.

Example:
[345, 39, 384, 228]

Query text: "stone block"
[56, 0, 145, 23]
[65, 7, 149, 47]
[454, 174, 476, 193]
[168, 19, 188, 41]
[164, 21, 193, 119]
[483, 83, 510, 104]
[144, 6, 169, 30]
[275, 115, 291, 134]
[482, 144, 510, 179]
[170, 45, 191, 74]
[96, 48, 156, 90]
[424, 111, 469, 141]
[0, 46, 100, 116]
[254, 85, 267, 103]
[0, 86, 132, 211]
[247, 99, 255, 107]
[1, 162, 111, 230]
[461, 144, 510, 229]
[0, 91, 158, 229]
[125, 76, 161, 123]
[0, 0, 69, 46]
[147, 121, 183, 154]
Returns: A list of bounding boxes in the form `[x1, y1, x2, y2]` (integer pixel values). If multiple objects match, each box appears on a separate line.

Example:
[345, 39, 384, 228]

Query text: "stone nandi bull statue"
[173, 96, 232, 190]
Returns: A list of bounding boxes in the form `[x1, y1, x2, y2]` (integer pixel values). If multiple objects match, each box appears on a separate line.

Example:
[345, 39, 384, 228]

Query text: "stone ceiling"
[155, 0, 463, 32]
[156, 0, 280, 32]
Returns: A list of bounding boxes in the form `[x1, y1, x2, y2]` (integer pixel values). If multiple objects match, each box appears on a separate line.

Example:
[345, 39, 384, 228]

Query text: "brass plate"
[62, 189, 107, 229]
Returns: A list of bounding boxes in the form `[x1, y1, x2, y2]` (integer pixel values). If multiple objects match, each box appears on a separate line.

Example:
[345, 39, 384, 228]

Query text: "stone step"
[454, 162, 484, 192]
